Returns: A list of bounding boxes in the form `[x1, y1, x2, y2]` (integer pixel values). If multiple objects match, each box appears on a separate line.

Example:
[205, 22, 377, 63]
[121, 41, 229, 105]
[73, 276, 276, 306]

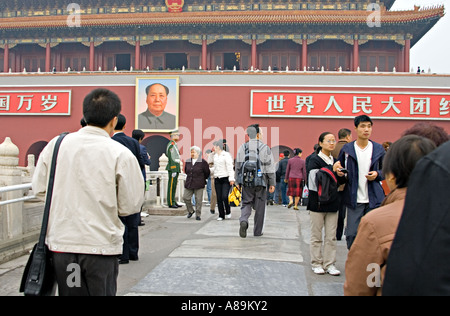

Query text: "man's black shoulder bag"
[19, 132, 68, 296]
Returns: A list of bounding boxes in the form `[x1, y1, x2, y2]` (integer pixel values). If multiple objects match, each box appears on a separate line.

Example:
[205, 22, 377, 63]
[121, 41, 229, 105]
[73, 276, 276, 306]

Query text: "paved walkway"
[0, 204, 348, 296]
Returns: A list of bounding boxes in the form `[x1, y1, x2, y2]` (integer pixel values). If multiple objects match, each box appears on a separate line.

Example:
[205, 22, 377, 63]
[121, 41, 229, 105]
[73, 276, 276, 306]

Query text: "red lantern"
[165, 0, 185, 13]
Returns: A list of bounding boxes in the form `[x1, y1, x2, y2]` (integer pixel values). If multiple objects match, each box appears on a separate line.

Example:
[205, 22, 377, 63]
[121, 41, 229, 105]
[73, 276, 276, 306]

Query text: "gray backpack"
[240, 143, 266, 188]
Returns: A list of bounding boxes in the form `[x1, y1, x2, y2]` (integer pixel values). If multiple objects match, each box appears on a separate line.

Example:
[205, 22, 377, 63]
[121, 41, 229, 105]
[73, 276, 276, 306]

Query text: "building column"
[202, 38, 207, 70]
[89, 41, 95, 71]
[353, 39, 359, 71]
[251, 39, 257, 69]
[404, 39, 411, 72]
[3, 44, 9, 73]
[135, 40, 141, 70]
[45, 42, 51, 72]
[397, 48, 404, 72]
[301, 39, 308, 70]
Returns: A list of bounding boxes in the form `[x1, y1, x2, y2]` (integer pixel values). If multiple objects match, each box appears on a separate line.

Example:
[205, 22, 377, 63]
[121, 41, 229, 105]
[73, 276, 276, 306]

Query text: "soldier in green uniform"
[166, 130, 181, 208]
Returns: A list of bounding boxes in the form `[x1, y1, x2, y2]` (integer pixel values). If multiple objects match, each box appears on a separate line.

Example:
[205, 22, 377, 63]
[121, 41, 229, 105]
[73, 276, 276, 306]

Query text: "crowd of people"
[32, 88, 450, 296]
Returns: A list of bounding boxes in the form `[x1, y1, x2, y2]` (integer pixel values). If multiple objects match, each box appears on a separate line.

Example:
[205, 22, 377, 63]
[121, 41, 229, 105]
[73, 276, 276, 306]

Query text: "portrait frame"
[135, 76, 180, 133]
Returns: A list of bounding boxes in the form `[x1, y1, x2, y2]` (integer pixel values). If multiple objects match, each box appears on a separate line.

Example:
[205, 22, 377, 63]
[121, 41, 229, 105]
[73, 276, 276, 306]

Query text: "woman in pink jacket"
[285, 148, 307, 210]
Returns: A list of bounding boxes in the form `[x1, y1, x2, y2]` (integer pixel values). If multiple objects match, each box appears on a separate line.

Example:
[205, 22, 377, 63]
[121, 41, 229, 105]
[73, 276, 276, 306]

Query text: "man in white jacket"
[32, 89, 144, 296]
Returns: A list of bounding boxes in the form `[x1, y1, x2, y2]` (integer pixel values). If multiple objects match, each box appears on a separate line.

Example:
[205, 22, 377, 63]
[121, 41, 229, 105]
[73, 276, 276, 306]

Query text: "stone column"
[301, 38, 308, 71]
[404, 39, 411, 73]
[251, 39, 257, 69]
[353, 39, 359, 72]
[0, 137, 23, 240]
[89, 41, 95, 71]
[135, 39, 141, 70]
[45, 42, 51, 73]
[3, 44, 9, 73]
[202, 38, 208, 70]
[158, 154, 169, 206]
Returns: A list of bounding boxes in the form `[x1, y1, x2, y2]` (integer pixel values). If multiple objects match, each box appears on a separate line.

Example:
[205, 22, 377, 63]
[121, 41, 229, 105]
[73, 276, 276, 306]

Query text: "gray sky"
[391, 0, 450, 74]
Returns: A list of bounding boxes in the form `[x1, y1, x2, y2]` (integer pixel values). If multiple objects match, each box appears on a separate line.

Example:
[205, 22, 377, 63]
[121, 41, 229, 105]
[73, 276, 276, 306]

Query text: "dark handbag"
[19, 133, 68, 296]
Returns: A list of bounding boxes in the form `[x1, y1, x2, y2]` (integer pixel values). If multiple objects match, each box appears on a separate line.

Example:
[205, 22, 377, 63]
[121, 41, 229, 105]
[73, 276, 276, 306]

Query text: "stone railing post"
[0, 137, 23, 239]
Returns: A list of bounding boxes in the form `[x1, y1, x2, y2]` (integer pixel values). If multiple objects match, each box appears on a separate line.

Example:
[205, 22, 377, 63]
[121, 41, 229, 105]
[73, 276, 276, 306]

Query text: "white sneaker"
[326, 265, 341, 276]
[225, 214, 232, 219]
[217, 217, 224, 221]
[312, 266, 325, 275]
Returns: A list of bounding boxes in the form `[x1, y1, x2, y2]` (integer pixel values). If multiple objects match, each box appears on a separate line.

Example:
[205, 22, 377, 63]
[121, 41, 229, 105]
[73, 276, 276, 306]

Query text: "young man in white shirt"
[33, 89, 144, 295]
[337, 115, 386, 250]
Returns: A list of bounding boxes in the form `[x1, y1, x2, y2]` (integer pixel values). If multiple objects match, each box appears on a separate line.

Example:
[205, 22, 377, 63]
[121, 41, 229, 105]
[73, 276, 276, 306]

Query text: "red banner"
[251, 90, 450, 121]
[0, 90, 71, 116]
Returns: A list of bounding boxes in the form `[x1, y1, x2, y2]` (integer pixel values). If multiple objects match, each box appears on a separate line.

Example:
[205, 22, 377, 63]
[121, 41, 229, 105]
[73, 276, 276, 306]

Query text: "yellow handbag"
[228, 185, 242, 207]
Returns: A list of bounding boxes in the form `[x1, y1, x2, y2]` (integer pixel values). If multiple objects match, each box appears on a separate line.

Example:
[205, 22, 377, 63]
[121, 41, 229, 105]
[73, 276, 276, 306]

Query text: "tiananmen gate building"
[0, 0, 445, 73]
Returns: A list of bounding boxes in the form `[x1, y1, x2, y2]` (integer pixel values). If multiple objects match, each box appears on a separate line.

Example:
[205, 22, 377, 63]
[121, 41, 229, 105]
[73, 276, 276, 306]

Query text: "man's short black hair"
[145, 83, 169, 96]
[115, 114, 126, 131]
[132, 129, 145, 142]
[83, 88, 121, 128]
[354, 115, 373, 128]
[247, 124, 260, 139]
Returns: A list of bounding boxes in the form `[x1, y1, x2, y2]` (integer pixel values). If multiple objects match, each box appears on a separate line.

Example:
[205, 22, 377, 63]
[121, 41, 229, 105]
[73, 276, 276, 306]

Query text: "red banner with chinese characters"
[251, 90, 450, 121]
[0, 90, 71, 116]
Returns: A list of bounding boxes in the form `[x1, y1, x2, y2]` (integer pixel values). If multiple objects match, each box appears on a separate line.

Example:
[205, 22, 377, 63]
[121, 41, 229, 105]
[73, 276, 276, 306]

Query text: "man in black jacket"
[276, 150, 290, 206]
[113, 115, 145, 170]
[383, 140, 450, 296]
[112, 114, 145, 264]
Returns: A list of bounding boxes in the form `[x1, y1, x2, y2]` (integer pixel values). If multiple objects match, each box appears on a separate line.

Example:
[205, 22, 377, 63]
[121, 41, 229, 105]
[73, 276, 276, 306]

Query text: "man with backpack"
[235, 124, 276, 238]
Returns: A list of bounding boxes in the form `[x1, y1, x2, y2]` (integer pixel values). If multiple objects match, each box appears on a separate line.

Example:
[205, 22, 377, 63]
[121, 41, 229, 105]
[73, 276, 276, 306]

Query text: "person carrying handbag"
[29, 89, 144, 296]
[307, 132, 346, 276]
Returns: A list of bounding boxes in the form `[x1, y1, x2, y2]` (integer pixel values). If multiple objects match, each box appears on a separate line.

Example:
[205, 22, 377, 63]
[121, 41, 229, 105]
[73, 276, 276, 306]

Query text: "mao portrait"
[136, 77, 179, 133]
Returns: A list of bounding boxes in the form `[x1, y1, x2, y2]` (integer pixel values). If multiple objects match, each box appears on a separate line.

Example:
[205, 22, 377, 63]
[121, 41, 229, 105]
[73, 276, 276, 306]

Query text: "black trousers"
[336, 191, 346, 240]
[214, 177, 231, 219]
[52, 252, 119, 296]
[120, 213, 140, 261]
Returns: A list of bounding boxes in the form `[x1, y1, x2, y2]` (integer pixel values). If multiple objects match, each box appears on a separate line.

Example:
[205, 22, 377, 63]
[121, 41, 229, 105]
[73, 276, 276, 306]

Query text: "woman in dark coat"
[307, 132, 346, 276]
[183, 146, 210, 220]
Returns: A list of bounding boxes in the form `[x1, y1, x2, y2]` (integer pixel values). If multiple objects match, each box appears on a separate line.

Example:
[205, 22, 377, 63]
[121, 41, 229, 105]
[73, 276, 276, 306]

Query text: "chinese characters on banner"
[0, 90, 71, 115]
[251, 90, 450, 121]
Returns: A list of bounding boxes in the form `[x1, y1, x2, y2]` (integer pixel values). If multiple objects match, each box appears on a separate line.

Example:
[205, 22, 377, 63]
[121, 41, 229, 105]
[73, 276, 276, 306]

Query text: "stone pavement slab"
[129, 258, 309, 296]
[127, 206, 309, 296]
[169, 237, 303, 263]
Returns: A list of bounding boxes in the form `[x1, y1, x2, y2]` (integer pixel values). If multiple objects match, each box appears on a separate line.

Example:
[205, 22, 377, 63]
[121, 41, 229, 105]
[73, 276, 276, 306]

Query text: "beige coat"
[344, 188, 406, 296]
[32, 127, 144, 255]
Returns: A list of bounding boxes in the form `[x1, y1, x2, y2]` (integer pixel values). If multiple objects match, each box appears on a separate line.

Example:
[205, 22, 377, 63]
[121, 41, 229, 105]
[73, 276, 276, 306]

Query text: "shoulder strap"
[37, 132, 69, 250]
[320, 167, 338, 183]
